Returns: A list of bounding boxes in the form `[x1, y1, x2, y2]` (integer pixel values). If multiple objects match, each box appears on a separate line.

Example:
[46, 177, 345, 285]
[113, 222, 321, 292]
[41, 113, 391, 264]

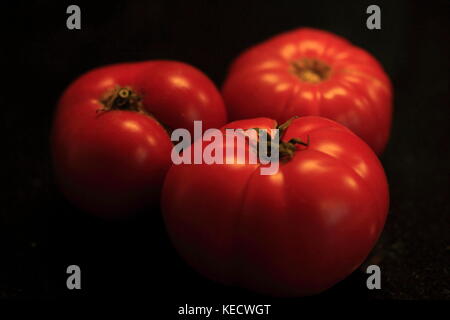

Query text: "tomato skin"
[222, 28, 392, 154]
[52, 61, 227, 218]
[162, 116, 389, 296]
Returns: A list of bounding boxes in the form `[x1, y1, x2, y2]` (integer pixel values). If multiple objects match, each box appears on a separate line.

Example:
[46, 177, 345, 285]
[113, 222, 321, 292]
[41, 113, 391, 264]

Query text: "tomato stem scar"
[290, 58, 331, 83]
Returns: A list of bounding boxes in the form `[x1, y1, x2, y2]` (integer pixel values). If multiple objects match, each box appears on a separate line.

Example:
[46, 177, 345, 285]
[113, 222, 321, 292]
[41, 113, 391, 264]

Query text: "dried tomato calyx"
[97, 86, 143, 113]
[278, 135, 310, 161]
[290, 58, 331, 83]
[253, 116, 310, 162]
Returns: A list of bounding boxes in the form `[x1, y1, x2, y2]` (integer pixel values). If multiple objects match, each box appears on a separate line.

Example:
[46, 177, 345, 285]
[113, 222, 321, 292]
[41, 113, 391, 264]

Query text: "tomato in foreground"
[52, 60, 227, 218]
[162, 116, 389, 296]
[222, 28, 392, 154]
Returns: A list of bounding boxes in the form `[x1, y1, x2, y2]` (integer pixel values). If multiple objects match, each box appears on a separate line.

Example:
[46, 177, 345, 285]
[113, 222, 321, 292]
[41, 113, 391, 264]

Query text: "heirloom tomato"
[162, 116, 389, 296]
[52, 60, 226, 218]
[222, 28, 392, 154]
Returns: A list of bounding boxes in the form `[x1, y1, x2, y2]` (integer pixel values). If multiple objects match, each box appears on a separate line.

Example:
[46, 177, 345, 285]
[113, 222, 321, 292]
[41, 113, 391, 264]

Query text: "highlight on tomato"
[52, 60, 227, 218]
[162, 116, 389, 296]
[222, 28, 392, 154]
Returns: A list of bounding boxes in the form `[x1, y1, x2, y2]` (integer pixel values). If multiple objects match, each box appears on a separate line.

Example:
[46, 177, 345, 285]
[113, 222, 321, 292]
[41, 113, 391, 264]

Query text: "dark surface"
[1, 0, 449, 308]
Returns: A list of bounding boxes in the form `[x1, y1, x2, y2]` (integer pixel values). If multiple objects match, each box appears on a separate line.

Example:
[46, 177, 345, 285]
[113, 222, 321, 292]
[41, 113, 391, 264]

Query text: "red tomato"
[222, 28, 392, 154]
[162, 116, 389, 296]
[52, 60, 227, 218]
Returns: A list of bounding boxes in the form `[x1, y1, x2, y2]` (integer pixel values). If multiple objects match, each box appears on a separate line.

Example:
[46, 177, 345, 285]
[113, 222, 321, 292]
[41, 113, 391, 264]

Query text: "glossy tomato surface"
[162, 116, 389, 296]
[52, 60, 227, 218]
[222, 28, 392, 154]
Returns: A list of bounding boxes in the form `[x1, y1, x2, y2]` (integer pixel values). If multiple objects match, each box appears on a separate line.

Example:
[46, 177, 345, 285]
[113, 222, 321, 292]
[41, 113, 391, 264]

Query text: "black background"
[1, 0, 449, 310]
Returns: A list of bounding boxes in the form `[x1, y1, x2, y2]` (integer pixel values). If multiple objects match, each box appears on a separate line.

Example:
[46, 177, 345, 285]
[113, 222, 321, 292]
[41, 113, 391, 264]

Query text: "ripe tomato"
[52, 60, 227, 218]
[222, 28, 392, 154]
[162, 116, 389, 296]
